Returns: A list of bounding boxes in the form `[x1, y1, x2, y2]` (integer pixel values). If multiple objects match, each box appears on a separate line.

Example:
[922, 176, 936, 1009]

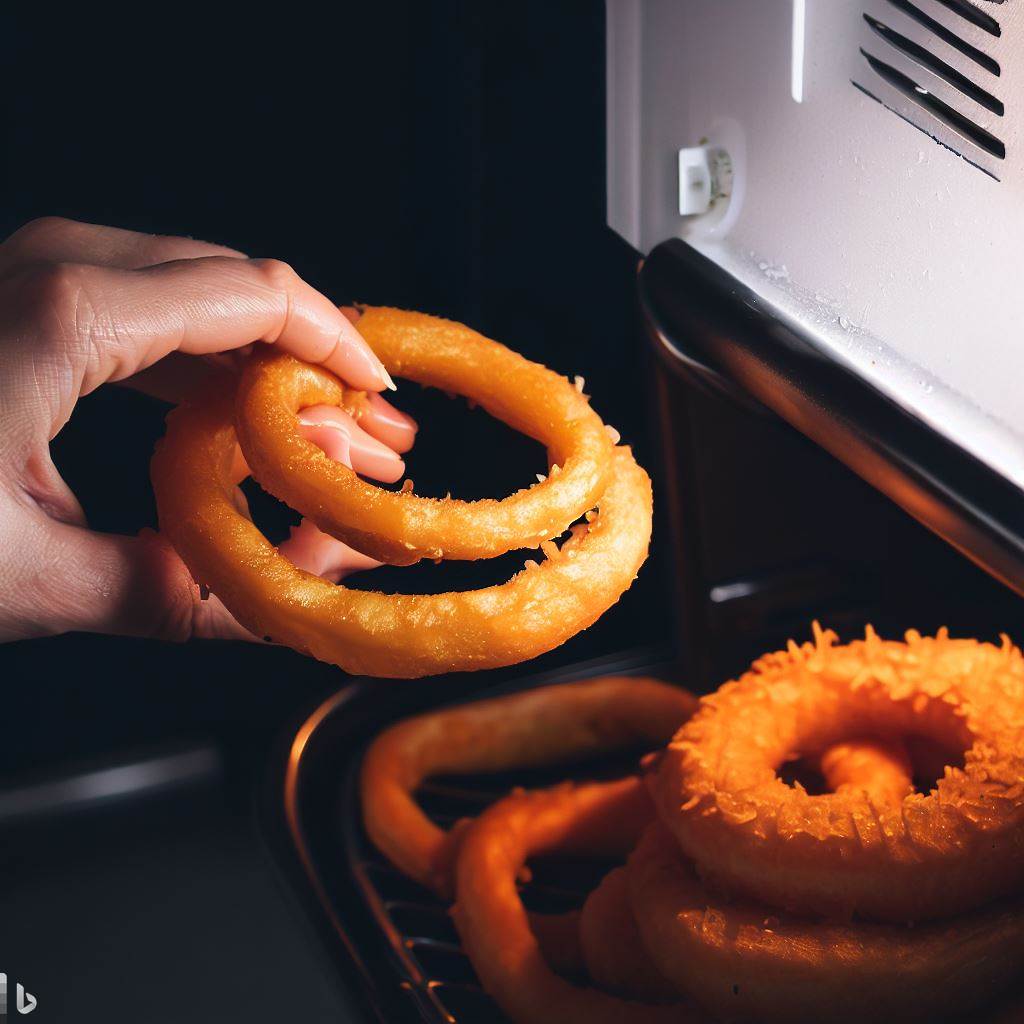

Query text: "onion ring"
[360, 677, 697, 892]
[627, 822, 1024, 1024]
[451, 778, 702, 1024]
[532, 910, 586, 979]
[818, 737, 912, 807]
[579, 867, 677, 1005]
[235, 306, 616, 565]
[151, 385, 652, 676]
[653, 625, 1024, 921]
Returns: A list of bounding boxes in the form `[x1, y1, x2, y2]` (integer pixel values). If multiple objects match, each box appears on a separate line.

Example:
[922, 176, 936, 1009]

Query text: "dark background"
[0, 1, 667, 772]
[0, 5, 670, 1021]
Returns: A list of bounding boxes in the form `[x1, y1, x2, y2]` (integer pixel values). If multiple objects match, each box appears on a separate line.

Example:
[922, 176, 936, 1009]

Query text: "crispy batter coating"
[152, 392, 651, 677]
[818, 737, 912, 807]
[627, 822, 1024, 1024]
[360, 677, 697, 893]
[152, 307, 651, 677]
[235, 307, 616, 565]
[579, 867, 678, 1005]
[451, 779, 703, 1024]
[358, 665, 1024, 1021]
[654, 625, 1024, 921]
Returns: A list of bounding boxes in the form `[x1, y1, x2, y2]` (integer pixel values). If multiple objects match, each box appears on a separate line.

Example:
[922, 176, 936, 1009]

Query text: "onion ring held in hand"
[627, 822, 1024, 1024]
[153, 307, 651, 677]
[653, 625, 1024, 921]
[235, 307, 616, 565]
[152, 402, 651, 678]
[360, 677, 697, 893]
[451, 778, 701, 1024]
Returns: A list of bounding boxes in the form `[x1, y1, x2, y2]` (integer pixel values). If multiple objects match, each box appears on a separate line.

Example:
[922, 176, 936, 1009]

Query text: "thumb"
[24, 371, 405, 643]
[38, 517, 381, 644]
[32, 506, 385, 646]
[24, 522, 210, 642]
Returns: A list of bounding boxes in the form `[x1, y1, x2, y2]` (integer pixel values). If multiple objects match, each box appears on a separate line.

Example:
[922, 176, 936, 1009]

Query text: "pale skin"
[0, 217, 418, 644]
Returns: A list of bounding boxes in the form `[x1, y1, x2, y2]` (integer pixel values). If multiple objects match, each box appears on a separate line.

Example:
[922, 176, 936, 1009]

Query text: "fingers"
[33, 387, 402, 641]
[118, 351, 231, 405]
[357, 392, 419, 454]
[1, 219, 404, 442]
[277, 519, 380, 584]
[319, 304, 418, 453]
[19, 502, 384, 644]
[298, 404, 406, 483]
[0, 218, 247, 407]
[16, 515, 382, 643]
[21, 256, 393, 394]
[1, 218, 395, 397]
[193, 399, 401, 636]
[192, 522, 382, 640]
[10, 521, 203, 642]
[192, 519, 383, 639]
[201, 396, 405, 634]
[0, 219, 247, 410]
[0, 216, 246, 277]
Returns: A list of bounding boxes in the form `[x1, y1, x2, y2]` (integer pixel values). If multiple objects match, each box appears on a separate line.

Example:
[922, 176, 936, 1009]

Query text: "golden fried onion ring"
[235, 307, 616, 565]
[151, 382, 652, 676]
[451, 778, 701, 1024]
[360, 677, 697, 892]
[627, 822, 1024, 1024]
[818, 736, 912, 807]
[654, 625, 1024, 921]
[579, 867, 678, 1006]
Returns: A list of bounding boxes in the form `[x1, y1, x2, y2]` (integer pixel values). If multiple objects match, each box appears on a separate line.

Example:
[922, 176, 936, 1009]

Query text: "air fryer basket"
[262, 650, 676, 1024]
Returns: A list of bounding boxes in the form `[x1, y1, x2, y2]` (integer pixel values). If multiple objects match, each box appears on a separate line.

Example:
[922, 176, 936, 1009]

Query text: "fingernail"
[345, 424, 403, 479]
[299, 405, 404, 483]
[336, 328, 395, 392]
[361, 392, 417, 455]
[328, 310, 394, 392]
[280, 519, 380, 582]
[366, 392, 418, 433]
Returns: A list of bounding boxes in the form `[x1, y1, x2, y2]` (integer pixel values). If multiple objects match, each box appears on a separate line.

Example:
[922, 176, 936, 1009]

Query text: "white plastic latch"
[678, 145, 731, 217]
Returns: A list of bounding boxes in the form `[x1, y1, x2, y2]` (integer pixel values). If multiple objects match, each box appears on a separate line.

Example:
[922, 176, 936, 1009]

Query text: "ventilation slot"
[860, 49, 1005, 159]
[933, 0, 1000, 35]
[885, 0, 1000, 75]
[863, 14, 1002, 114]
[852, 81, 998, 179]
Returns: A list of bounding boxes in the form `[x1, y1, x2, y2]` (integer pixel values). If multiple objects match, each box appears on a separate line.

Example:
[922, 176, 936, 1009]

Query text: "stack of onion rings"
[653, 624, 1024, 922]
[151, 307, 652, 677]
[627, 821, 1024, 1024]
[359, 628, 1024, 1023]
[579, 866, 680, 1006]
[360, 676, 696, 893]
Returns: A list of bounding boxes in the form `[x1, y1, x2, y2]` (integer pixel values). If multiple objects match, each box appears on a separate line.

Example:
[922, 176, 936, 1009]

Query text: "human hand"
[0, 217, 416, 644]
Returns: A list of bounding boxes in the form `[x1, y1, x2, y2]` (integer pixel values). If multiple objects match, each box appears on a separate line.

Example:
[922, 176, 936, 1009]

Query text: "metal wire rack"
[342, 747, 638, 1022]
[273, 657, 1024, 1024]
[267, 650, 674, 1022]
